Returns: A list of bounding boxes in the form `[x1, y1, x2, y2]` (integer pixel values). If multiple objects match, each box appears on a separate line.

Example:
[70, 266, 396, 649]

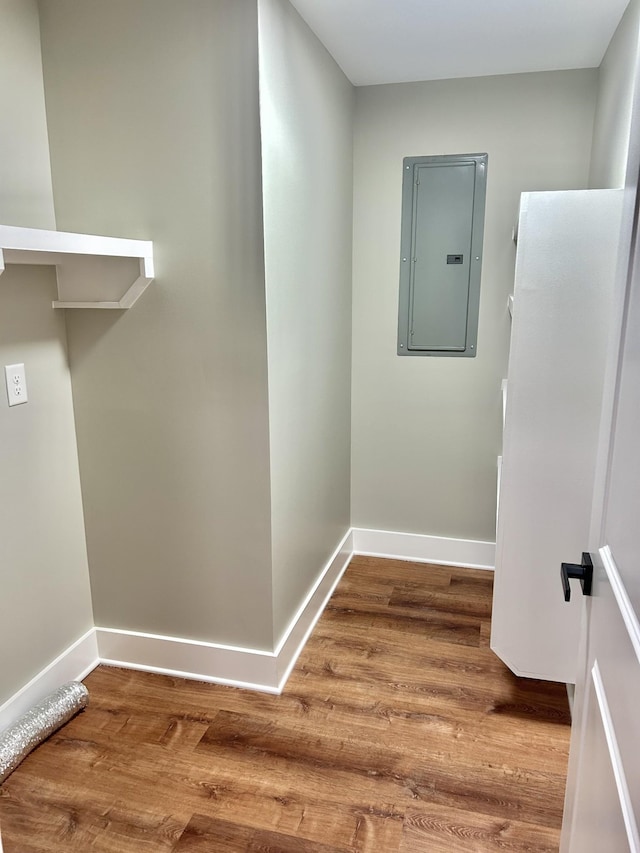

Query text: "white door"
[560, 179, 640, 850]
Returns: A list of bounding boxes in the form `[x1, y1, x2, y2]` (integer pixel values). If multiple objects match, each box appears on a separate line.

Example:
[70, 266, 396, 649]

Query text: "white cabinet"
[491, 189, 623, 684]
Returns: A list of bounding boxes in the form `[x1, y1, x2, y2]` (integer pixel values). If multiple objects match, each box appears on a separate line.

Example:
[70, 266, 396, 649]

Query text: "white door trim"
[600, 545, 640, 665]
[591, 660, 640, 852]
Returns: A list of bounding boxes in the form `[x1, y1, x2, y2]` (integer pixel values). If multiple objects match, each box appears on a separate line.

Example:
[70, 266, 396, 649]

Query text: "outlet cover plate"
[5, 363, 28, 406]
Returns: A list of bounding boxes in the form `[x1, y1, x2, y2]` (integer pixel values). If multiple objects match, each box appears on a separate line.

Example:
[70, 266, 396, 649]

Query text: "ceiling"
[287, 0, 631, 87]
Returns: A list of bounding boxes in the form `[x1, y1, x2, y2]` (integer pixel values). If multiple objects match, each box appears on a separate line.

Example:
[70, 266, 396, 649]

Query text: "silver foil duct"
[0, 681, 89, 784]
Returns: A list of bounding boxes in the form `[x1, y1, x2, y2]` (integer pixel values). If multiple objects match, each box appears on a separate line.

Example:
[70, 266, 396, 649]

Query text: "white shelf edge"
[496, 454, 503, 532]
[0, 224, 154, 309]
[501, 378, 508, 430]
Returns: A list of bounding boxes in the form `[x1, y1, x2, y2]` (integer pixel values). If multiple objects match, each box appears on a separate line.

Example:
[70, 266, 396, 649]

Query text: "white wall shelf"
[0, 224, 154, 308]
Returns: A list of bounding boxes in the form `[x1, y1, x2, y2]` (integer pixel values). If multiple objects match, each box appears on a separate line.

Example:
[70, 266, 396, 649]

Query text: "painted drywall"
[351, 70, 598, 543]
[0, 267, 95, 703]
[0, 0, 55, 230]
[0, 0, 94, 705]
[590, 0, 640, 189]
[257, 0, 353, 642]
[38, 0, 275, 650]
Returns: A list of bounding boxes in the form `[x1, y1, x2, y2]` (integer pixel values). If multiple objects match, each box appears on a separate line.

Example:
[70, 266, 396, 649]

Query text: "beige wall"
[0, 0, 55, 230]
[257, 0, 353, 641]
[590, 0, 640, 189]
[0, 0, 93, 704]
[38, 0, 275, 650]
[0, 267, 94, 703]
[351, 70, 598, 543]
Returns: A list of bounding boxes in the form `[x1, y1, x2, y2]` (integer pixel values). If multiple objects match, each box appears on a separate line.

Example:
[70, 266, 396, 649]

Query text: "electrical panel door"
[398, 153, 487, 357]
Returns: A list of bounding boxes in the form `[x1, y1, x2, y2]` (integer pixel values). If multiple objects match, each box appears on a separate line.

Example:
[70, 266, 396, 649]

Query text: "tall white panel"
[491, 189, 623, 683]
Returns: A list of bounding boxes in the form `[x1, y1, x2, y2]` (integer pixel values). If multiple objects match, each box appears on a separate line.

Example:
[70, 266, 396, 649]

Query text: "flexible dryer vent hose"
[0, 681, 89, 783]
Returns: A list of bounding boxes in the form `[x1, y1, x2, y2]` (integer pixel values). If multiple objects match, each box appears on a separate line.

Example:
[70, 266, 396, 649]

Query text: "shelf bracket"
[52, 255, 155, 309]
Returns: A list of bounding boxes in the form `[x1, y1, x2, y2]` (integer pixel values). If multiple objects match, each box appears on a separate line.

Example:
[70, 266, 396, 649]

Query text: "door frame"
[560, 50, 640, 847]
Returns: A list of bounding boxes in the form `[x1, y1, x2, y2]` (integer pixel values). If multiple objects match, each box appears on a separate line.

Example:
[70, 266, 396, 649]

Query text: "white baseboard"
[96, 628, 281, 694]
[97, 528, 354, 695]
[1, 526, 492, 725]
[0, 628, 99, 733]
[274, 528, 353, 689]
[352, 526, 495, 570]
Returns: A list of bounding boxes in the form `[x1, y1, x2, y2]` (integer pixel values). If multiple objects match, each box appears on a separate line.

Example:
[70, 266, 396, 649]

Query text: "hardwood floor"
[0, 557, 571, 851]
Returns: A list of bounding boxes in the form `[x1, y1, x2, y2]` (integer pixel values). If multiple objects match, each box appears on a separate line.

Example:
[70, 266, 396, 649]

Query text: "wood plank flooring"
[0, 556, 571, 851]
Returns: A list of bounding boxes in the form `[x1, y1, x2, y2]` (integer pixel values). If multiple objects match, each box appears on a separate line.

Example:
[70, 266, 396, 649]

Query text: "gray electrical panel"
[398, 153, 487, 357]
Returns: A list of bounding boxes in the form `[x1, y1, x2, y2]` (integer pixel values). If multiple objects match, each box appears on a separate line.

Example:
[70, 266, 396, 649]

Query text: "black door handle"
[561, 552, 593, 601]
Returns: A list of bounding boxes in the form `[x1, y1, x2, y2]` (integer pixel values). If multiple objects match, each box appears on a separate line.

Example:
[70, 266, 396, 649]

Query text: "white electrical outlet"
[5, 363, 28, 406]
